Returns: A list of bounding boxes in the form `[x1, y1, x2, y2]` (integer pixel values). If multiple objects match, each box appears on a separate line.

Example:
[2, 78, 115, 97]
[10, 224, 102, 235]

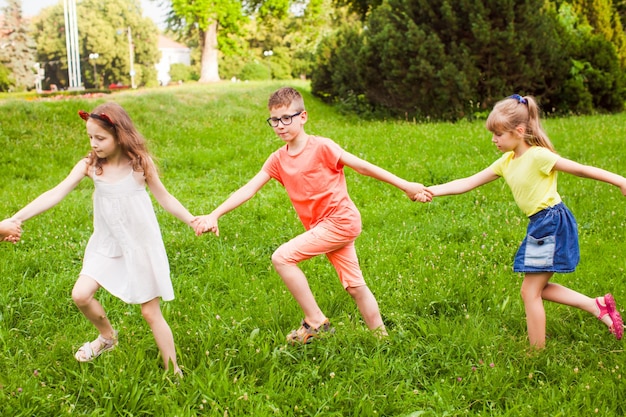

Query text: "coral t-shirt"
[262, 136, 361, 234]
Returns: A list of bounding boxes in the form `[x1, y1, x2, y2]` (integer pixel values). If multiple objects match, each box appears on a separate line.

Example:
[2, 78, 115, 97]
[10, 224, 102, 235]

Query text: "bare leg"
[542, 283, 613, 327]
[520, 272, 553, 348]
[346, 285, 387, 335]
[272, 260, 327, 328]
[72, 275, 116, 355]
[141, 298, 180, 373]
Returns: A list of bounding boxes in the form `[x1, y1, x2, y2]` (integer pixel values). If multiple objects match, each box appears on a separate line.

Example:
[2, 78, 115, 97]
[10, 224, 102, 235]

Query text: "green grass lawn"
[0, 81, 625, 416]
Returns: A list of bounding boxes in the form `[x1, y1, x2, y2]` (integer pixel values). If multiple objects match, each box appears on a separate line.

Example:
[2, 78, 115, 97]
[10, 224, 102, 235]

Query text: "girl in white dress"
[8, 102, 195, 375]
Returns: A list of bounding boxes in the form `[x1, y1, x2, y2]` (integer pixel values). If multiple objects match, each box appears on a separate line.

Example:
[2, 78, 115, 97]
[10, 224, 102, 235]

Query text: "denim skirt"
[513, 202, 579, 273]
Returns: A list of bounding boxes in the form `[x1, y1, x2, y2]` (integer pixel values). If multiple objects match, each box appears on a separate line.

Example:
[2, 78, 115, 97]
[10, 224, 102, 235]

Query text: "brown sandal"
[286, 319, 334, 344]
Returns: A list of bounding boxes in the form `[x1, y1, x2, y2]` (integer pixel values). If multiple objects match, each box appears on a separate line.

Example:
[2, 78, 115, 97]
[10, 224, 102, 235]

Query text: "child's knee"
[271, 247, 290, 267]
[72, 284, 92, 306]
[346, 284, 368, 299]
[141, 303, 163, 325]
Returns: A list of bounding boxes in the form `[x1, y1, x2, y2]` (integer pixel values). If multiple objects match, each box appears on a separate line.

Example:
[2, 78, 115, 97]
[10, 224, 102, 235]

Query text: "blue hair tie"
[508, 94, 527, 105]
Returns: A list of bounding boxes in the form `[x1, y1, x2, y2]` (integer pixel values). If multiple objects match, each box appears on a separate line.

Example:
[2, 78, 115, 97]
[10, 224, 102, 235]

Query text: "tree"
[0, 0, 37, 91]
[167, 0, 248, 82]
[0, 63, 13, 91]
[552, 2, 626, 112]
[313, 0, 626, 119]
[332, 0, 383, 20]
[566, 0, 626, 66]
[250, 0, 335, 79]
[313, 0, 569, 120]
[31, 0, 159, 89]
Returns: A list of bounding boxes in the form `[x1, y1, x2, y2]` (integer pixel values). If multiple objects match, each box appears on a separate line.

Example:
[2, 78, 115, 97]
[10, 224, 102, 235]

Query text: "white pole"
[63, 0, 73, 87]
[70, 0, 82, 88]
[63, 0, 82, 89]
[128, 26, 136, 89]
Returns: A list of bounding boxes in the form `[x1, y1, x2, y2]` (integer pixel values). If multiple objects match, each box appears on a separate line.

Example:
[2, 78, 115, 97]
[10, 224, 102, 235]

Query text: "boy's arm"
[11, 159, 88, 223]
[339, 151, 431, 200]
[427, 167, 499, 197]
[195, 170, 271, 236]
[554, 157, 626, 196]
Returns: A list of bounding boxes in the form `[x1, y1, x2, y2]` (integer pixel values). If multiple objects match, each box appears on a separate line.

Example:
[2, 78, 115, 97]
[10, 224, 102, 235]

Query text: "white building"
[156, 35, 191, 86]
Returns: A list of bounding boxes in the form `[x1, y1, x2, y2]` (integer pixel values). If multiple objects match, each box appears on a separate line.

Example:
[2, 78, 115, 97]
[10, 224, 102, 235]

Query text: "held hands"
[404, 182, 433, 203]
[0, 218, 22, 244]
[191, 214, 220, 237]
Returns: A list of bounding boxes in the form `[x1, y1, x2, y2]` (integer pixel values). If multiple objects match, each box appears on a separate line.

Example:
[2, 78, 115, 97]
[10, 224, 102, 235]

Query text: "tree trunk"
[199, 21, 220, 83]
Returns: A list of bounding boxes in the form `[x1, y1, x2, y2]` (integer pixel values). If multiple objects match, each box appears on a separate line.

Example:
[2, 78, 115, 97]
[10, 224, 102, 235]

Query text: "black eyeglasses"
[266, 111, 303, 127]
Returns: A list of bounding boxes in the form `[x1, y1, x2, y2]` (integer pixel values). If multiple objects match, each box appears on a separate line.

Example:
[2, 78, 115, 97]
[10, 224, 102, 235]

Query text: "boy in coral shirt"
[195, 87, 431, 343]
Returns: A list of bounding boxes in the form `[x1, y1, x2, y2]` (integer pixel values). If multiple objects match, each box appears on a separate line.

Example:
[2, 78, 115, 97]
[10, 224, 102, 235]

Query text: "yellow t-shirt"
[489, 146, 561, 216]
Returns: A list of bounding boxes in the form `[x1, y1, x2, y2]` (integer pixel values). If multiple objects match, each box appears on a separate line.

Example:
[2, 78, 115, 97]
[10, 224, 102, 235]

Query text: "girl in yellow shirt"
[426, 94, 626, 349]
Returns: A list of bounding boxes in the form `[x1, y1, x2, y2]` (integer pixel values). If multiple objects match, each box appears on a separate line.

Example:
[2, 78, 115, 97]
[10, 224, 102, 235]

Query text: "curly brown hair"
[82, 102, 155, 179]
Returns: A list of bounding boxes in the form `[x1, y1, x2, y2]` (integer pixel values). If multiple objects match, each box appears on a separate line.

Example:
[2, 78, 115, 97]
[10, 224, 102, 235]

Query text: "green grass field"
[0, 81, 625, 416]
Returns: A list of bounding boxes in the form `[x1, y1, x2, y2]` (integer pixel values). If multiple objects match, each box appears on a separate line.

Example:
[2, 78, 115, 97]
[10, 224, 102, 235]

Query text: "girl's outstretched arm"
[554, 157, 626, 195]
[145, 163, 196, 226]
[195, 170, 271, 236]
[11, 159, 89, 223]
[339, 151, 432, 201]
[427, 167, 499, 197]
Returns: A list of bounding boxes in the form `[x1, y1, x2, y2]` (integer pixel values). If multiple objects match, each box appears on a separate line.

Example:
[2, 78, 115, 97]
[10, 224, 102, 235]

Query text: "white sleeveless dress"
[80, 169, 174, 304]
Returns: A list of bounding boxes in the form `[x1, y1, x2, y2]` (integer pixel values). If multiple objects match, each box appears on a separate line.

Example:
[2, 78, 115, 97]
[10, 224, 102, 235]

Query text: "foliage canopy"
[314, 0, 626, 119]
[31, 0, 159, 89]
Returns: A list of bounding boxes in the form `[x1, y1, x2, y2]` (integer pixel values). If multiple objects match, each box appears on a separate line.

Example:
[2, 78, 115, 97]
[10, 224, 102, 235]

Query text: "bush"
[311, 0, 626, 120]
[0, 64, 13, 92]
[168, 63, 198, 83]
[238, 61, 271, 81]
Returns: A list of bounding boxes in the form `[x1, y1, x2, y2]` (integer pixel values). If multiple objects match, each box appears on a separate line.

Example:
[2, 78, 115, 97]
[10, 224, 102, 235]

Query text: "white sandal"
[74, 330, 119, 362]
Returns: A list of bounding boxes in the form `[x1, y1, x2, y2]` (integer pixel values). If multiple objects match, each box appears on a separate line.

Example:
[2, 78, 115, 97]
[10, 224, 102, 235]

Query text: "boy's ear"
[300, 110, 308, 124]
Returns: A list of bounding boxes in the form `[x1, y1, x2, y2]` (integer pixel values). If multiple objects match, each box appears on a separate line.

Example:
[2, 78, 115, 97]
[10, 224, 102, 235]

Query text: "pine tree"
[0, 0, 37, 91]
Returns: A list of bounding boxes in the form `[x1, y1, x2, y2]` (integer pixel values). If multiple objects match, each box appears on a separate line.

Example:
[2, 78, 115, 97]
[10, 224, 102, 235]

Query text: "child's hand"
[0, 219, 22, 243]
[192, 214, 220, 236]
[404, 182, 433, 202]
[413, 191, 432, 202]
[3, 234, 20, 243]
